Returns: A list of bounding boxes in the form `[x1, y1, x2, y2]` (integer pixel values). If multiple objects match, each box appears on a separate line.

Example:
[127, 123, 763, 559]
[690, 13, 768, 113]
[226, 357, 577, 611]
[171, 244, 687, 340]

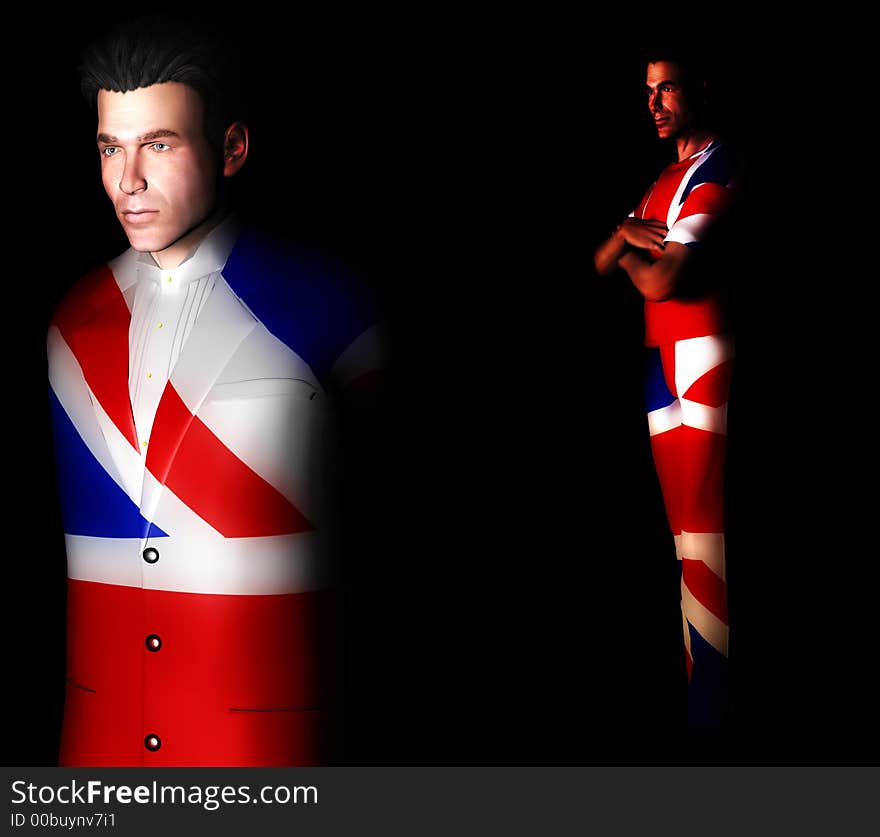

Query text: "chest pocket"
[207, 377, 323, 403]
[197, 377, 332, 524]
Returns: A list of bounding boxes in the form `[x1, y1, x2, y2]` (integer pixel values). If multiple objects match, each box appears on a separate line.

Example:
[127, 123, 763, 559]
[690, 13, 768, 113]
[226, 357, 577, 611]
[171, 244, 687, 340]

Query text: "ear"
[222, 122, 249, 177]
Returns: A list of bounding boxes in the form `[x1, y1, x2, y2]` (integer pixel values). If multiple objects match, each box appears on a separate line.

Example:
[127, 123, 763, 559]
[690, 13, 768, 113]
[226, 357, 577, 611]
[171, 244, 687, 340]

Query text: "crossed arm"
[594, 217, 693, 303]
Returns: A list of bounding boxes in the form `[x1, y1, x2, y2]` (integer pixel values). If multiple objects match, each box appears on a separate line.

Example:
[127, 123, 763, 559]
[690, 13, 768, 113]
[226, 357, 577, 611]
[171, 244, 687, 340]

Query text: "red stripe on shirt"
[677, 182, 733, 222]
[147, 384, 313, 536]
[51, 265, 139, 452]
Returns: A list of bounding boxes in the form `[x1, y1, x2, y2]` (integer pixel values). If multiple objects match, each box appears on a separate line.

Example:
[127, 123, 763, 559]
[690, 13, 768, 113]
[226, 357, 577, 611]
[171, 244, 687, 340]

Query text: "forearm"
[618, 250, 677, 302]
[593, 228, 627, 277]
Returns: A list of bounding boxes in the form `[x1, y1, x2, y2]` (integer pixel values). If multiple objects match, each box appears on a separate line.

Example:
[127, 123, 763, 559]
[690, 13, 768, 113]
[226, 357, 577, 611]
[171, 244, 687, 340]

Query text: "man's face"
[97, 82, 219, 254]
[645, 61, 698, 140]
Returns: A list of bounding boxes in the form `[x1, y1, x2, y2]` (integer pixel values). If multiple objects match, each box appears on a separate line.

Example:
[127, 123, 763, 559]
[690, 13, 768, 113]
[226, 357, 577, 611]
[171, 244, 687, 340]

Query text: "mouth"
[122, 210, 159, 225]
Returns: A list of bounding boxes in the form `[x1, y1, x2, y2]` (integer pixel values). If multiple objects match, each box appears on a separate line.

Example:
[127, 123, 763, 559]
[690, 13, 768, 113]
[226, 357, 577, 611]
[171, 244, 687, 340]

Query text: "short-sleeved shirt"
[630, 137, 742, 346]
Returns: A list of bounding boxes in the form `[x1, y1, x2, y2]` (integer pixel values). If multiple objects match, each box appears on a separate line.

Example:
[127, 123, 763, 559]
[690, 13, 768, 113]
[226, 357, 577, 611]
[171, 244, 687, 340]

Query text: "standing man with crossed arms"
[594, 49, 743, 728]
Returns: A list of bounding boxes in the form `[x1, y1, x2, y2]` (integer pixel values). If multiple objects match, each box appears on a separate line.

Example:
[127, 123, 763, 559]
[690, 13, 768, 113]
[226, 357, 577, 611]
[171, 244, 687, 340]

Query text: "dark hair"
[644, 43, 714, 106]
[78, 14, 245, 156]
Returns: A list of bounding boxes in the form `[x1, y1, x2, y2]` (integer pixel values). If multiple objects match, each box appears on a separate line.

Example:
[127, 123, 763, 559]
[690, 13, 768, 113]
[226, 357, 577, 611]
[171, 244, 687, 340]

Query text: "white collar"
[135, 212, 241, 290]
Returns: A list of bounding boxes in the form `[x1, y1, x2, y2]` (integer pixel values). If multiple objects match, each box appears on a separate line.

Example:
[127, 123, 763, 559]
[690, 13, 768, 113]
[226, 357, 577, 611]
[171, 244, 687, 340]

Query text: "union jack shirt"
[630, 137, 743, 346]
[47, 220, 387, 766]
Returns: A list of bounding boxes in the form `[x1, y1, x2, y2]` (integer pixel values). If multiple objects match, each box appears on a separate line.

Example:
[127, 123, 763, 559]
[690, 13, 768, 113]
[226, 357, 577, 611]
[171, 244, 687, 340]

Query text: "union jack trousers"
[644, 333, 734, 728]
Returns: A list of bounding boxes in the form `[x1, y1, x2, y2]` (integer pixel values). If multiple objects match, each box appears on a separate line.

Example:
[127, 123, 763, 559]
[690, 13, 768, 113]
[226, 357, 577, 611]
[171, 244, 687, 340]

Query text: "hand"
[615, 218, 669, 252]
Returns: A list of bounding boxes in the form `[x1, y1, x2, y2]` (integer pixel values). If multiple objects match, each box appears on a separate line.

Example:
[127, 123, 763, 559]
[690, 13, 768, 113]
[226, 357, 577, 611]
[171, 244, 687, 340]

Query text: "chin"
[121, 227, 170, 253]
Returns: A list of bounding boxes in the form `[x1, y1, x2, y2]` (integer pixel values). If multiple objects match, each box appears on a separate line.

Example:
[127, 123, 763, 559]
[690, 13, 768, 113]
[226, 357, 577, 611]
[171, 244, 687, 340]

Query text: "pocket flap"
[208, 378, 322, 402]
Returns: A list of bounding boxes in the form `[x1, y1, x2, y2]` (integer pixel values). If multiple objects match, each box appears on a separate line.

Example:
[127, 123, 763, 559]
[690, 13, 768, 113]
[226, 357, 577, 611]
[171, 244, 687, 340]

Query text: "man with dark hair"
[47, 15, 387, 766]
[78, 16, 244, 159]
[594, 52, 742, 728]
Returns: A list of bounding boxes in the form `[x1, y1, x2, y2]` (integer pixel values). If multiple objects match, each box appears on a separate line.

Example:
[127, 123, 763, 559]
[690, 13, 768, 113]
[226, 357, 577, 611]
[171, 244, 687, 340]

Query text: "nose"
[119, 154, 146, 195]
[649, 89, 663, 112]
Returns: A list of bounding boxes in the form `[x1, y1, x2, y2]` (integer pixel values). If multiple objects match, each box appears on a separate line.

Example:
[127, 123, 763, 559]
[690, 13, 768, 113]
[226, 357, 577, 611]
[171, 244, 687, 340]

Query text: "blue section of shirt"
[48, 385, 168, 538]
[222, 229, 382, 386]
[679, 141, 742, 205]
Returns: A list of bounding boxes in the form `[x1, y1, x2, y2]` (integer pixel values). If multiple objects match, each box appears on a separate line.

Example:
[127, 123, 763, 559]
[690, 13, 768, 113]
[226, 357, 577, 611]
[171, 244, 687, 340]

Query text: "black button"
[142, 547, 159, 564]
[144, 734, 161, 751]
[145, 634, 162, 652]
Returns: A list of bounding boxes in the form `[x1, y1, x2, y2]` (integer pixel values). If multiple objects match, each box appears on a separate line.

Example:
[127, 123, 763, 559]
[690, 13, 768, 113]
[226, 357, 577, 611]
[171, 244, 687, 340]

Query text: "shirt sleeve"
[220, 228, 389, 400]
[328, 317, 389, 399]
[664, 181, 736, 247]
[665, 145, 743, 248]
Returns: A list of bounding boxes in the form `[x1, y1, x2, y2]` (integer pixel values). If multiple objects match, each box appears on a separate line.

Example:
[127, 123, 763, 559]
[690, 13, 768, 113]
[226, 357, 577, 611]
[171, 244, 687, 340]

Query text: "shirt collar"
[686, 136, 718, 160]
[135, 212, 241, 290]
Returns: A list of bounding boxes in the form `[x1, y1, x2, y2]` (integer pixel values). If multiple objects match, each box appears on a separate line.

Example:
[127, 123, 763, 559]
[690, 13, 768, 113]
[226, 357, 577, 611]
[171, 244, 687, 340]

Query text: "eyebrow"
[96, 129, 181, 144]
[645, 79, 679, 91]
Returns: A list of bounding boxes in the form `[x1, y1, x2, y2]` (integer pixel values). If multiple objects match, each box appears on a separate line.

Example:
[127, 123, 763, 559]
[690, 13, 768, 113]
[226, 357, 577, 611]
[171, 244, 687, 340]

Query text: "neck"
[150, 203, 230, 269]
[675, 128, 714, 162]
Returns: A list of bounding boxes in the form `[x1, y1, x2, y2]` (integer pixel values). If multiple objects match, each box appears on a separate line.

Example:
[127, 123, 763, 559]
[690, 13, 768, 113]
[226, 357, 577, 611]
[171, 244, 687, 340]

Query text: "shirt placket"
[134, 270, 183, 765]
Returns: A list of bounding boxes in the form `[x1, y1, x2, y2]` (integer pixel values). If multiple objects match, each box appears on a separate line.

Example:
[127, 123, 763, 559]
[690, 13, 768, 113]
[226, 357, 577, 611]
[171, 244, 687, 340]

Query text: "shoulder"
[221, 226, 387, 386]
[224, 227, 379, 300]
[222, 226, 383, 336]
[49, 247, 136, 334]
[689, 139, 745, 189]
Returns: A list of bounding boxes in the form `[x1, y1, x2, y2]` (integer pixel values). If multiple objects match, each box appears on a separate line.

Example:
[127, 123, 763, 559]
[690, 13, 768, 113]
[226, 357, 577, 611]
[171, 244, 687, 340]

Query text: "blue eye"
[151, 143, 170, 152]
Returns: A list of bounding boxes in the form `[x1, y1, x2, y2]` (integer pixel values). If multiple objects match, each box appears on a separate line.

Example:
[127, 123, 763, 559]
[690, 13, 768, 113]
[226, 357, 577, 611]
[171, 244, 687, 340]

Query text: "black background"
[5, 10, 877, 765]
